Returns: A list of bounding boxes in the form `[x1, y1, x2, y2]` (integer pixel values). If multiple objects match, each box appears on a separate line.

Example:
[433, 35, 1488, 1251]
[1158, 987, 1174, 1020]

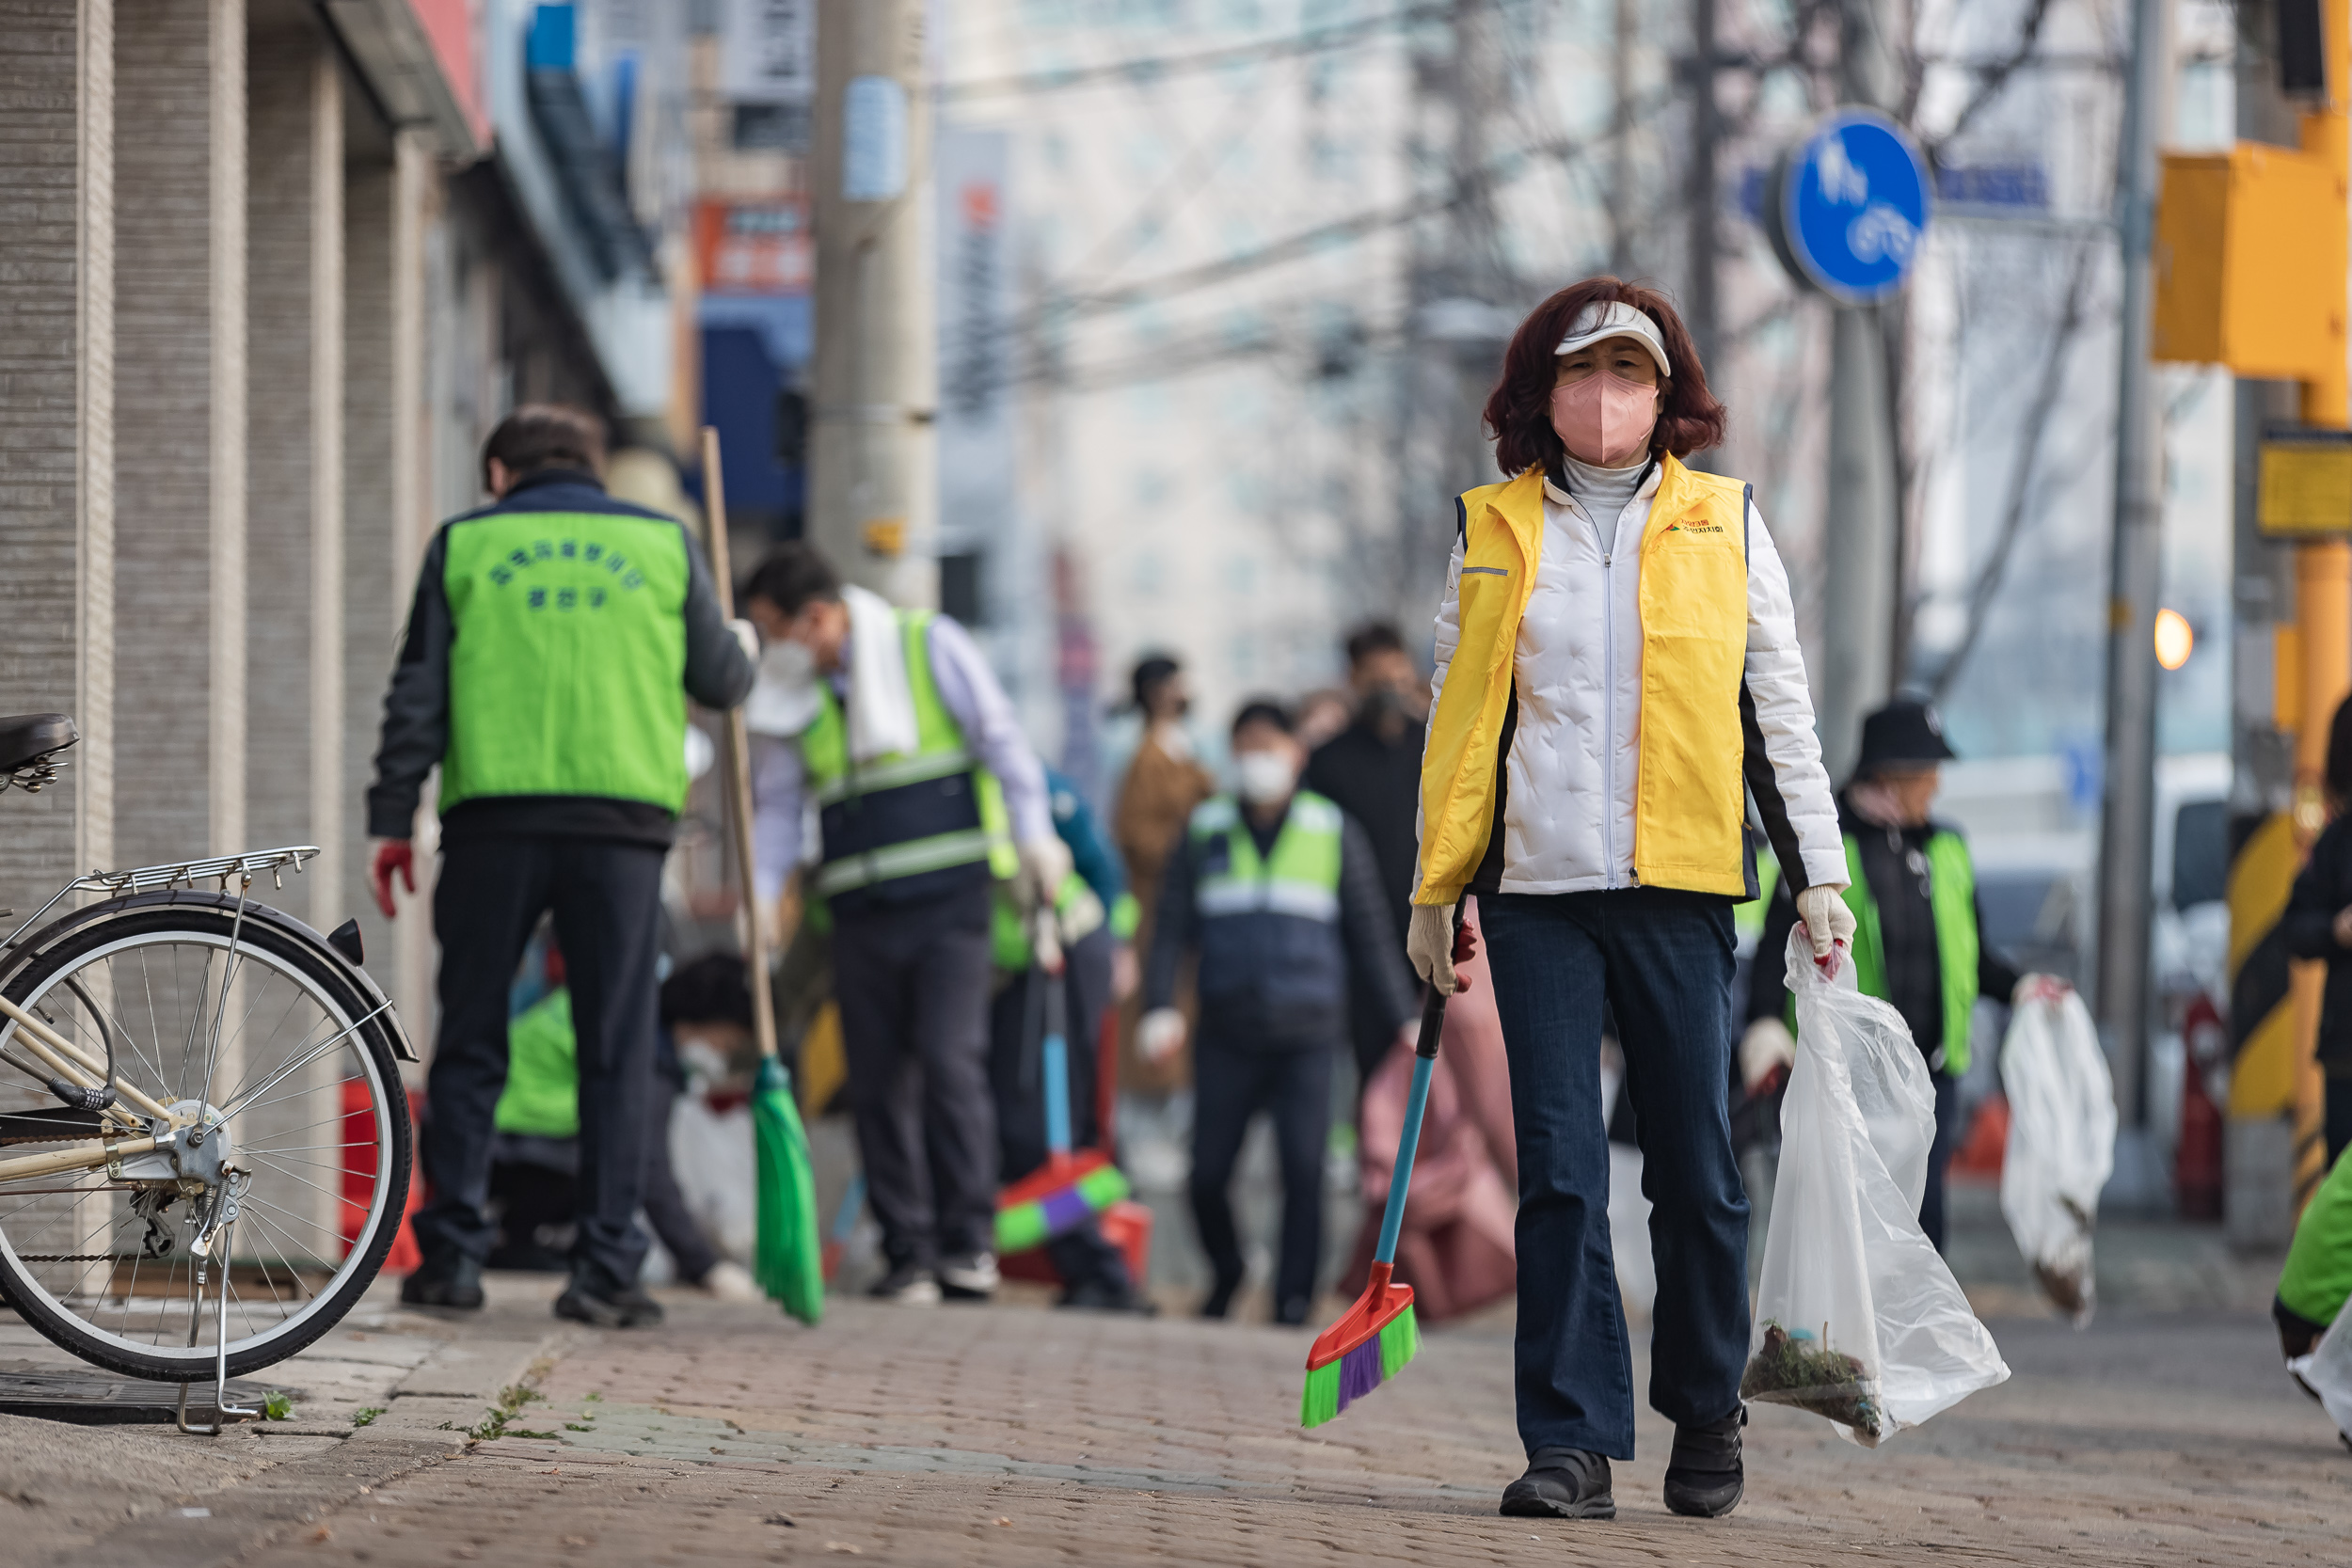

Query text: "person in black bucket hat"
[1743, 695, 2052, 1253]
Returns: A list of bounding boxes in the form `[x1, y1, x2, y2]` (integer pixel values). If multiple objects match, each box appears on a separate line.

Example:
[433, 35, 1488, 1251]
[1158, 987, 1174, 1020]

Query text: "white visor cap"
[1552, 300, 1670, 376]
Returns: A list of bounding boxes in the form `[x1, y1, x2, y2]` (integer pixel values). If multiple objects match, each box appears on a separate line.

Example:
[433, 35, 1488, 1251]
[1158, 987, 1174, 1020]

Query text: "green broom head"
[993, 1151, 1129, 1256]
[1300, 1261, 1419, 1428]
[751, 1054, 824, 1325]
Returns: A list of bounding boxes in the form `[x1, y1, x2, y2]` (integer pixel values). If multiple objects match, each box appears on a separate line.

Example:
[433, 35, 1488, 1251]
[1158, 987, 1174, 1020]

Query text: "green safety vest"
[494, 989, 579, 1139]
[1193, 791, 1344, 919]
[2280, 1140, 2352, 1328]
[992, 872, 1132, 972]
[1761, 831, 1982, 1075]
[799, 608, 1017, 902]
[1187, 791, 1349, 1027]
[441, 510, 691, 814]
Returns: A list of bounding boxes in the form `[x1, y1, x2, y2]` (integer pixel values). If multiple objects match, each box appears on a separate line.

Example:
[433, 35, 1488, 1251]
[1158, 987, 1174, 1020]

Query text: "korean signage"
[694, 199, 813, 296]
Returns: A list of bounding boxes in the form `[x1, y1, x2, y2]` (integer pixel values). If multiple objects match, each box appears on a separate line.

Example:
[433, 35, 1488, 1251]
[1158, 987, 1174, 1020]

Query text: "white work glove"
[1407, 903, 1460, 995]
[728, 617, 759, 663]
[1739, 1016, 1796, 1093]
[1017, 835, 1074, 910]
[2012, 973, 2073, 1008]
[1794, 882, 1855, 960]
[1137, 1007, 1187, 1063]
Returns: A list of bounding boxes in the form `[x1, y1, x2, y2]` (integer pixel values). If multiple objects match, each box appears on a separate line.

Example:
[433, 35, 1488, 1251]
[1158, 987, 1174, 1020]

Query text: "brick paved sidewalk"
[239, 1293, 2347, 1567]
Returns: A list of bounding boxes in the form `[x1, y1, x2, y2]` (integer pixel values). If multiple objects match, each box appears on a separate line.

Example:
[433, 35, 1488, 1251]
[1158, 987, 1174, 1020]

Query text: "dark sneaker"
[1662, 1407, 1746, 1518]
[866, 1262, 941, 1306]
[938, 1251, 999, 1301]
[1500, 1448, 1615, 1519]
[1198, 1272, 1242, 1320]
[553, 1282, 665, 1328]
[399, 1257, 485, 1310]
[1057, 1276, 1157, 1315]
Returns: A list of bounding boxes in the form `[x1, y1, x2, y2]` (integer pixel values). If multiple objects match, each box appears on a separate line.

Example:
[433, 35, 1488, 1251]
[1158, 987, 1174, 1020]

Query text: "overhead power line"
[935, 2, 1450, 101]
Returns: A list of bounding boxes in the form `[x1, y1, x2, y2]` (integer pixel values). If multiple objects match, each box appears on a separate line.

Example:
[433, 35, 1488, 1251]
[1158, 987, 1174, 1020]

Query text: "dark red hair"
[1482, 277, 1727, 475]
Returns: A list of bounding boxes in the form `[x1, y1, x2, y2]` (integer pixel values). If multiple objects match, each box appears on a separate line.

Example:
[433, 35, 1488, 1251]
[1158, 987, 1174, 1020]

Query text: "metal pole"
[808, 0, 937, 606]
[2093, 0, 2171, 1194]
[1819, 0, 1899, 784]
[1685, 0, 1720, 376]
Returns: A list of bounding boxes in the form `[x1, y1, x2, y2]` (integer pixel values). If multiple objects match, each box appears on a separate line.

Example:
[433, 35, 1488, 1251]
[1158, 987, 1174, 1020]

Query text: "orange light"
[2153, 608, 2195, 671]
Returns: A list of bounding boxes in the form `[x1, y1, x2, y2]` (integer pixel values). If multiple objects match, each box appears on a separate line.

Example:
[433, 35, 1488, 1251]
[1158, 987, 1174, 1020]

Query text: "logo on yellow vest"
[1661, 517, 1726, 537]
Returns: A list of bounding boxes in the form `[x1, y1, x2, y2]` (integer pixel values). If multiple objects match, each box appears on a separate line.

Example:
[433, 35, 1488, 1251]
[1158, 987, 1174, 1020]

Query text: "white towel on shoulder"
[841, 584, 920, 763]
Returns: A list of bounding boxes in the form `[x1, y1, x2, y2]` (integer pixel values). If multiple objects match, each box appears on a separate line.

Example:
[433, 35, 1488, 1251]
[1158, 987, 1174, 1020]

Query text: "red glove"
[1452, 919, 1480, 992]
[371, 840, 417, 919]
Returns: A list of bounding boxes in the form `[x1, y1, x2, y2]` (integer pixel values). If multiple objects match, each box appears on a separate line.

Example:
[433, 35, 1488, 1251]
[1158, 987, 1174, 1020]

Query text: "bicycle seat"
[0, 713, 77, 772]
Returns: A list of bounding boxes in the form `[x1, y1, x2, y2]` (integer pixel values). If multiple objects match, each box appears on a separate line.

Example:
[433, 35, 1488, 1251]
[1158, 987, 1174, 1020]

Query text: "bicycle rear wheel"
[0, 898, 410, 1380]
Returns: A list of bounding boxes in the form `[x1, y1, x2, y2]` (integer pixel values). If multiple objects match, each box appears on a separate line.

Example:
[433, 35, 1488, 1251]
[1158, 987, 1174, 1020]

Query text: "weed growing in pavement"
[262, 1390, 293, 1420]
[468, 1384, 553, 1441]
[352, 1407, 384, 1428]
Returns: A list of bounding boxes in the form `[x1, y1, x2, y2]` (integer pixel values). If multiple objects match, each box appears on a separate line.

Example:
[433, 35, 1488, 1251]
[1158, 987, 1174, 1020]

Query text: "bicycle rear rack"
[5, 847, 320, 949]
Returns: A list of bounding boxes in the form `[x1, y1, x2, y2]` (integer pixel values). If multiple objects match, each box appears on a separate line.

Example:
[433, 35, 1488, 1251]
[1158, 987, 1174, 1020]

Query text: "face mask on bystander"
[1549, 369, 1660, 467]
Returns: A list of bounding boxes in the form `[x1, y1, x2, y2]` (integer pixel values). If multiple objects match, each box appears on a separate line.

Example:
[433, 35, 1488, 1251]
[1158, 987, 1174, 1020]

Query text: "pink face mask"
[1549, 369, 1660, 467]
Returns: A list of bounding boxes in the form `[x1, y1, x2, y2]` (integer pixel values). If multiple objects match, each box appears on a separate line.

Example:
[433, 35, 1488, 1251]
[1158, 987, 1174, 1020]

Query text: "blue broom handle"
[1375, 976, 1452, 1267]
[1043, 1030, 1072, 1157]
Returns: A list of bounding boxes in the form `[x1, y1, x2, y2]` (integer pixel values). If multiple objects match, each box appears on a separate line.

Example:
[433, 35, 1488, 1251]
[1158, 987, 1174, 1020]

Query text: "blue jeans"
[1482, 888, 1750, 1459]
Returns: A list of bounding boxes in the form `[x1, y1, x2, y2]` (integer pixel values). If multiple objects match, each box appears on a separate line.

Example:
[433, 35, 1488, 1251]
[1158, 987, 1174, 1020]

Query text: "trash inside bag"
[2288, 1307, 2352, 1448]
[1743, 930, 2010, 1446]
[1998, 980, 2115, 1323]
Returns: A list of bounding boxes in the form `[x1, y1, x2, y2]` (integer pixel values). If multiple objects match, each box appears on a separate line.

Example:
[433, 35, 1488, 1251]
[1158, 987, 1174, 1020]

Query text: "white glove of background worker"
[1794, 882, 1856, 961]
[1018, 835, 1074, 911]
[1739, 1016, 1796, 1092]
[729, 617, 759, 664]
[1137, 1007, 1187, 1063]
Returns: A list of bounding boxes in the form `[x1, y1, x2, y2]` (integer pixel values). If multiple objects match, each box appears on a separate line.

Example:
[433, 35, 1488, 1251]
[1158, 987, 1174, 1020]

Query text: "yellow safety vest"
[1416, 453, 1754, 903]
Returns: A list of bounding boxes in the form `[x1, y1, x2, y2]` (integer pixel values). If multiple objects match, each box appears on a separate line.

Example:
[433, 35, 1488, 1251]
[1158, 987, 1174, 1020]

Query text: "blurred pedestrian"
[369, 404, 755, 1327]
[743, 543, 1069, 1307]
[1411, 280, 1848, 1520]
[1303, 621, 1428, 1085]
[989, 768, 1151, 1311]
[1112, 656, 1216, 1094]
[1141, 699, 1417, 1324]
[1746, 697, 2030, 1254]
[2280, 693, 2352, 1163]
[1293, 688, 1353, 753]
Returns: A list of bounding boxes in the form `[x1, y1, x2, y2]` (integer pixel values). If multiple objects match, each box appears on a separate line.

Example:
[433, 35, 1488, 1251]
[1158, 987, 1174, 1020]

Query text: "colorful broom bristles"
[994, 1152, 1130, 1256]
[1300, 1261, 1421, 1428]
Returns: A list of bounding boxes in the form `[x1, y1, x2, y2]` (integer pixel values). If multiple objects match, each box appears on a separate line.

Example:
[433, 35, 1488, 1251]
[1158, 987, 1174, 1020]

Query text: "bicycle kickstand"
[177, 1214, 258, 1435]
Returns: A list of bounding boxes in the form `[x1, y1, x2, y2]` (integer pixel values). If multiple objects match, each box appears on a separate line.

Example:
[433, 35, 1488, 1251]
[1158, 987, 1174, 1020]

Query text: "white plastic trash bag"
[1744, 930, 2010, 1446]
[2288, 1307, 2352, 1445]
[1998, 980, 2116, 1323]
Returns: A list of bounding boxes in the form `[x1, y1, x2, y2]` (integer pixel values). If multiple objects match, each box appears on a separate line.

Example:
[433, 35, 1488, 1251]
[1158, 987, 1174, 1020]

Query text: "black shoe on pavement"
[1057, 1277, 1158, 1315]
[399, 1257, 485, 1310]
[553, 1281, 666, 1329]
[939, 1251, 999, 1300]
[1499, 1448, 1615, 1519]
[867, 1262, 942, 1306]
[1199, 1272, 1242, 1320]
[1662, 1407, 1746, 1518]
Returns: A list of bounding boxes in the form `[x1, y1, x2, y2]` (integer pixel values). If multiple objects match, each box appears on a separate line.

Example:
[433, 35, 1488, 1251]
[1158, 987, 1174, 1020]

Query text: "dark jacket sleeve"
[1054, 783, 1128, 909]
[1745, 872, 1802, 1025]
[1339, 816, 1420, 1033]
[1142, 832, 1199, 1011]
[1976, 892, 2024, 1003]
[365, 530, 454, 840]
[2282, 822, 2348, 959]
[680, 531, 756, 710]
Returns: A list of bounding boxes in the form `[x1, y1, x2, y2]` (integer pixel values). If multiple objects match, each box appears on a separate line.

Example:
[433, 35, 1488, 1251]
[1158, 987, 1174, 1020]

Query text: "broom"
[994, 908, 1130, 1256]
[701, 426, 823, 1325]
[1300, 903, 1461, 1427]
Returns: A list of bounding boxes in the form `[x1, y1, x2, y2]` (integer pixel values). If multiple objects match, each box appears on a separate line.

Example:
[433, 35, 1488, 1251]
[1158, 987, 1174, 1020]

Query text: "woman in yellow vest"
[1406, 280, 1852, 1523]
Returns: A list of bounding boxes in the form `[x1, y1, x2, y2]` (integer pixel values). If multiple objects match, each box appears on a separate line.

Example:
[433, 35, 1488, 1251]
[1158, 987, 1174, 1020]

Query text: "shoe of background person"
[1274, 1294, 1311, 1326]
[553, 1279, 667, 1329]
[399, 1256, 485, 1311]
[1661, 1407, 1745, 1518]
[1198, 1272, 1242, 1320]
[1057, 1276, 1158, 1315]
[867, 1262, 942, 1306]
[1499, 1448, 1616, 1519]
[938, 1251, 999, 1301]
[697, 1259, 760, 1303]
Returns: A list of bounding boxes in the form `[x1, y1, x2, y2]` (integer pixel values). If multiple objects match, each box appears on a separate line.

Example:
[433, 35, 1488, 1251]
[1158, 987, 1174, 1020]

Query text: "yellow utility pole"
[2155, 0, 2349, 1220]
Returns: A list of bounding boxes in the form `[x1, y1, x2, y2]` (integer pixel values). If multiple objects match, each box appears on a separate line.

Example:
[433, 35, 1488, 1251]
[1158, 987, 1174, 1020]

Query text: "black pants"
[1188, 1035, 1333, 1323]
[1920, 1069, 1960, 1255]
[2328, 1072, 2352, 1166]
[832, 883, 999, 1269]
[414, 836, 665, 1291]
[987, 926, 1132, 1294]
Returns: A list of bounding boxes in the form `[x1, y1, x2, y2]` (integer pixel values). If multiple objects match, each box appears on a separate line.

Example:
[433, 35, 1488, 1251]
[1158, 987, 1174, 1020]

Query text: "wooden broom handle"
[699, 426, 782, 1064]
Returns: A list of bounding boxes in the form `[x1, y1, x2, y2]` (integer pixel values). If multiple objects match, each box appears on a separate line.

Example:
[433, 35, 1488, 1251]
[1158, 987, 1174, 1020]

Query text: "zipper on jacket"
[1598, 501, 1619, 889]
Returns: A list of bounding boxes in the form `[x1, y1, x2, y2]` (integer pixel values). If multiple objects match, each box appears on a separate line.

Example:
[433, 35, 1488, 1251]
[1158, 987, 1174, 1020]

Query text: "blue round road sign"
[1770, 109, 1932, 304]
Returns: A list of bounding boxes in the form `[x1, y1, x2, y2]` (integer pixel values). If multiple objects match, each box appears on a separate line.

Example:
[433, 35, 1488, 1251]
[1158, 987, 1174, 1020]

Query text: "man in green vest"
[367, 404, 756, 1326]
[1140, 699, 1419, 1324]
[1742, 697, 2026, 1253]
[742, 543, 1071, 1307]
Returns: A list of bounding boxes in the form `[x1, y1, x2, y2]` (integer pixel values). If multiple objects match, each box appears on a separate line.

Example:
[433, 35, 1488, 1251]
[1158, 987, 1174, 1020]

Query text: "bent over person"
[369, 404, 756, 1327]
[1408, 281, 1851, 1521]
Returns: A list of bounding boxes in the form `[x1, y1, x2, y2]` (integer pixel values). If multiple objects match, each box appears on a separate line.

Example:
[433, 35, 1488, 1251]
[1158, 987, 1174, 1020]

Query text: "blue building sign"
[1766, 109, 1933, 304]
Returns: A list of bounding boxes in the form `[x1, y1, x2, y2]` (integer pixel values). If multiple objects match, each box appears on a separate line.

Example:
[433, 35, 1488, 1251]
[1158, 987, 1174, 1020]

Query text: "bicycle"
[0, 714, 416, 1432]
